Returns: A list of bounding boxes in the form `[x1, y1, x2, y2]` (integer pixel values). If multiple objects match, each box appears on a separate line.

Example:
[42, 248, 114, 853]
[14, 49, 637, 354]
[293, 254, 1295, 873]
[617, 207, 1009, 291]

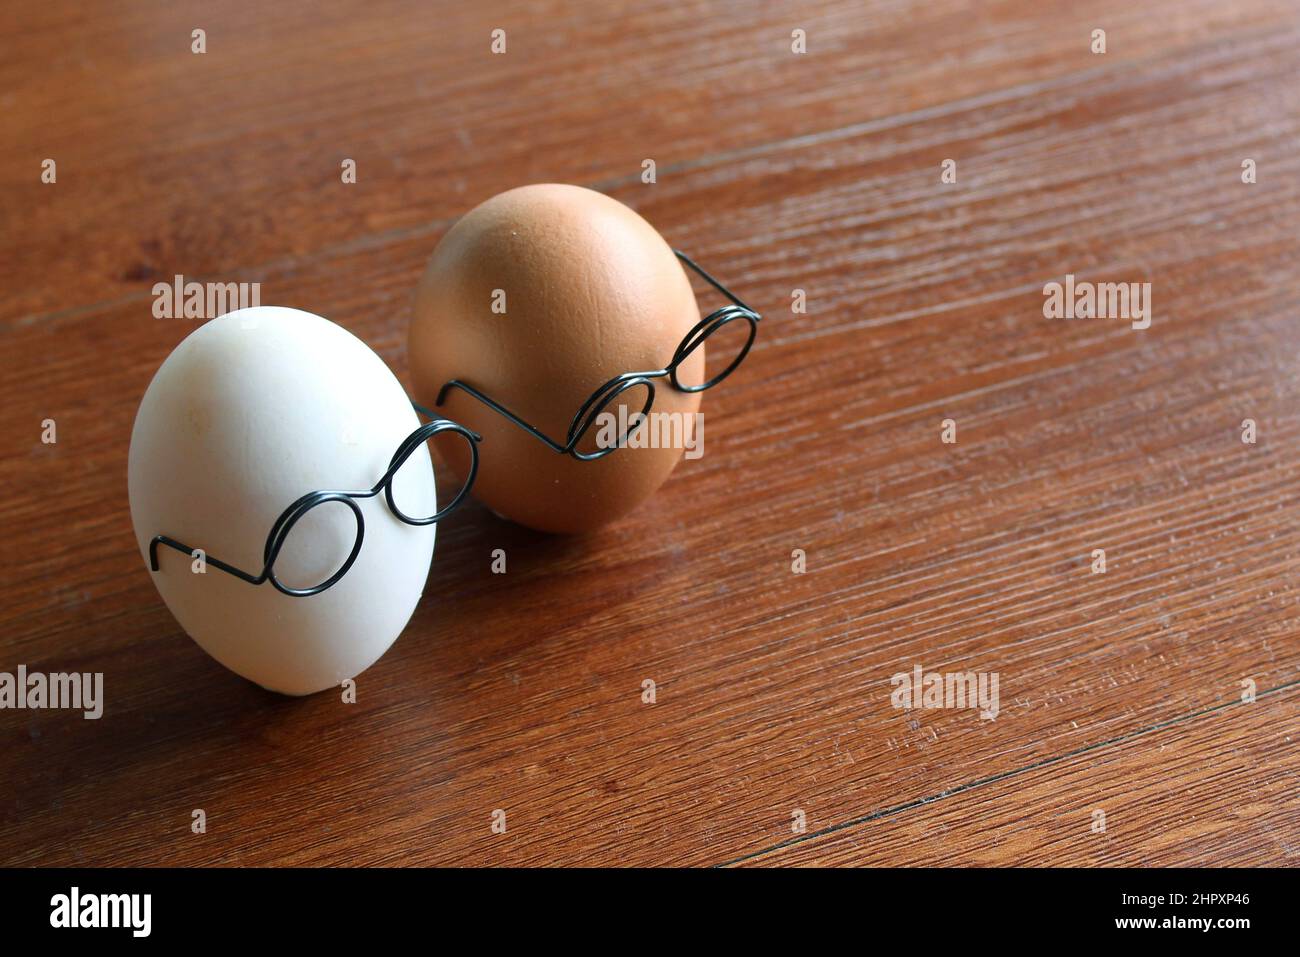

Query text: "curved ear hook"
[149, 534, 265, 585]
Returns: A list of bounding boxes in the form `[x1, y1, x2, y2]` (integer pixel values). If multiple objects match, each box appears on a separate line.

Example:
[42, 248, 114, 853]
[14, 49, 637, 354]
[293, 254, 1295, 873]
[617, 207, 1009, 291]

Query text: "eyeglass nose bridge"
[381, 418, 482, 525]
[566, 373, 658, 461]
[262, 490, 366, 597]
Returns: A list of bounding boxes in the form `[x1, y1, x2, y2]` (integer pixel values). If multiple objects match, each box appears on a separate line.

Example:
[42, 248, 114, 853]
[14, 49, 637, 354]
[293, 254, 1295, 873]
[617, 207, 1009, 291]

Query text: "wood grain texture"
[737, 684, 1300, 867]
[2, 0, 1298, 867]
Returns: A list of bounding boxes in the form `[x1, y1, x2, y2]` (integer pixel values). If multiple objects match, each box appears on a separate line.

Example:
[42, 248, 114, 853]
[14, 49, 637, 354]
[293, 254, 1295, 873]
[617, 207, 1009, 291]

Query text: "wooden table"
[3, 0, 1298, 867]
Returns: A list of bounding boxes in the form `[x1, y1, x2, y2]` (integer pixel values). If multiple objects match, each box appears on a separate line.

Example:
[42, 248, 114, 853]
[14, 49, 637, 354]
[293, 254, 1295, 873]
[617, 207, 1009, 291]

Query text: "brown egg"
[408, 184, 704, 533]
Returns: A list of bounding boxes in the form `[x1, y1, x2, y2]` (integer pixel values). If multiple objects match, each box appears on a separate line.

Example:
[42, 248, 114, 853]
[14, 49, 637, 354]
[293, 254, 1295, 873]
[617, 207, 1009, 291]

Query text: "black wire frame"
[435, 249, 761, 461]
[148, 404, 480, 597]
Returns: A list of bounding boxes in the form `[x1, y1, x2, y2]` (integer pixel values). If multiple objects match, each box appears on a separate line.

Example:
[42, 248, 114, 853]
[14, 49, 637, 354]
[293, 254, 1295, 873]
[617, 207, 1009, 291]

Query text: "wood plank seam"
[718, 679, 1300, 867]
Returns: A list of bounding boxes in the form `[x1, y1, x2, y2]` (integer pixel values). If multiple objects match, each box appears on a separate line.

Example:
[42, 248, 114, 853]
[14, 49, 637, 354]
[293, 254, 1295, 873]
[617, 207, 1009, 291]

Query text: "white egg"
[128, 307, 437, 695]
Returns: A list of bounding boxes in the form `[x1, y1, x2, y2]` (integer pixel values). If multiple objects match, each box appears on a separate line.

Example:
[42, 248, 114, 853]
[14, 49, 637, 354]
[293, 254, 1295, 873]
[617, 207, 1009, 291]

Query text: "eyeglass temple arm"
[149, 534, 264, 585]
[434, 380, 570, 454]
[673, 249, 758, 316]
[410, 401, 481, 443]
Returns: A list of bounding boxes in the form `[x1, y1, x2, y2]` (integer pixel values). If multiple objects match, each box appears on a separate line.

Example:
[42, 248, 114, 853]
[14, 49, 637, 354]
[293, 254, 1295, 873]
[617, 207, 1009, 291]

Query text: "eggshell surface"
[128, 307, 437, 696]
[408, 183, 704, 533]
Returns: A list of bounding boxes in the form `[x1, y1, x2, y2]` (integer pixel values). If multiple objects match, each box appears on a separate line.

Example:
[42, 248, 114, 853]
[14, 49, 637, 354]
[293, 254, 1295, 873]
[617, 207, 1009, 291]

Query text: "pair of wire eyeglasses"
[149, 406, 480, 597]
